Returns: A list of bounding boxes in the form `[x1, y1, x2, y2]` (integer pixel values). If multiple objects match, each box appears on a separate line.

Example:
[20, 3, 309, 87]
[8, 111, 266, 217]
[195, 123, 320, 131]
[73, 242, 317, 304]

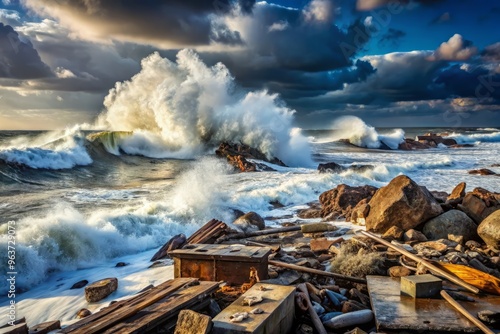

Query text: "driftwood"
[361, 231, 480, 294]
[268, 260, 367, 284]
[218, 226, 301, 242]
[297, 283, 327, 334]
[440, 290, 495, 334]
[187, 219, 228, 244]
[432, 262, 500, 295]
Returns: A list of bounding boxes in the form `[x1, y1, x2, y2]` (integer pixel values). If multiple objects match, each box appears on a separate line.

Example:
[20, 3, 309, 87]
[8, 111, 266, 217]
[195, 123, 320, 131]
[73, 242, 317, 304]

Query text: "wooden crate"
[212, 283, 296, 334]
[169, 244, 271, 285]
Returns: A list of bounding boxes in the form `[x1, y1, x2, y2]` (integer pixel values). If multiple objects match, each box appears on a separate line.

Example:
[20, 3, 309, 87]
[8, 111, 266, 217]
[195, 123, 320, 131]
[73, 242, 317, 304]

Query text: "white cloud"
[269, 21, 289, 32]
[303, 0, 333, 23]
[432, 34, 478, 61]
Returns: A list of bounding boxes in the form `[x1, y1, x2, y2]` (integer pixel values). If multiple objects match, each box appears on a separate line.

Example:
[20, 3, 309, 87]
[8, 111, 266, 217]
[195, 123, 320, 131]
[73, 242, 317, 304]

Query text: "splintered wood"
[187, 219, 228, 244]
[60, 278, 219, 334]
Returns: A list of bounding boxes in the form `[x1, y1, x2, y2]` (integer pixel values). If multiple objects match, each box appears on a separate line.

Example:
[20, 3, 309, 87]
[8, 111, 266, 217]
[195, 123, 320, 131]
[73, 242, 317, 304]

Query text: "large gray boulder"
[477, 210, 500, 250]
[365, 175, 443, 233]
[423, 210, 478, 243]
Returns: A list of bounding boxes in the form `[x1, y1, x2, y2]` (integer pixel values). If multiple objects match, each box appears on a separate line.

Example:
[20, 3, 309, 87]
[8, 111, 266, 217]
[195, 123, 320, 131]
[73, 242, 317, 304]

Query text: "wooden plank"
[66, 278, 198, 334]
[0, 323, 28, 334]
[367, 275, 500, 333]
[60, 279, 186, 333]
[212, 283, 296, 334]
[102, 281, 219, 334]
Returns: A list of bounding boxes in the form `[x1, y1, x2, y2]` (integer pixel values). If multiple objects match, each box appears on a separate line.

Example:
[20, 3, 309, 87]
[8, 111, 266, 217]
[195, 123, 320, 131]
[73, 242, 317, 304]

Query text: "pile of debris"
[4, 174, 500, 334]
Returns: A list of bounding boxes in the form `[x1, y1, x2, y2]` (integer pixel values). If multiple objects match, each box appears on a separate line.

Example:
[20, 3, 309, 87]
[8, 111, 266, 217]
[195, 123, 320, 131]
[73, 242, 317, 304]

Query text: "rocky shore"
[5, 141, 500, 334]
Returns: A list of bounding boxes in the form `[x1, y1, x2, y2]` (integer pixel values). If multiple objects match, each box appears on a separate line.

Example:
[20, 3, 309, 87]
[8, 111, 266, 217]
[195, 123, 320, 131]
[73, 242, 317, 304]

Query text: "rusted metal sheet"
[367, 275, 500, 333]
[169, 244, 271, 285]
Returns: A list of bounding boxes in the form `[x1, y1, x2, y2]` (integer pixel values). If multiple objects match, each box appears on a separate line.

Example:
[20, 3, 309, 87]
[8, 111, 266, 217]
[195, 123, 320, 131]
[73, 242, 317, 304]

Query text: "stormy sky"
[0, 0, 499, 129]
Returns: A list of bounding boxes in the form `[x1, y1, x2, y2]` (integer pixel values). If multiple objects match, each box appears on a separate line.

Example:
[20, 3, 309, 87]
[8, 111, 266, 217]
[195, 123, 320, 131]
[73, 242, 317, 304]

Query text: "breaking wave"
[446, 131, 500, 144]
[0, 127, 92, 170]
[318, 116, 405, 150]
[96, 49, 312, 166]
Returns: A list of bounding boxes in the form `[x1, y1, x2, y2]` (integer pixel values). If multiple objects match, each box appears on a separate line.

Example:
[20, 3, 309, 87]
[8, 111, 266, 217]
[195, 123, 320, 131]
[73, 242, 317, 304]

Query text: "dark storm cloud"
[482, 42, 500, 62]
[435, 65, 500, 100]
[21, 0, 253, 47]
[0, 23, 53, 79]
[378, 28, 406, 47]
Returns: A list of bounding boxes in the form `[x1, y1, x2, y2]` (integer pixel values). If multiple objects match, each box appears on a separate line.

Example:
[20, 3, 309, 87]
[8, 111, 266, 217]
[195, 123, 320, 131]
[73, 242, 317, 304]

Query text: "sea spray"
[320, 116, 405, 149]
[97, 50, 312, 166]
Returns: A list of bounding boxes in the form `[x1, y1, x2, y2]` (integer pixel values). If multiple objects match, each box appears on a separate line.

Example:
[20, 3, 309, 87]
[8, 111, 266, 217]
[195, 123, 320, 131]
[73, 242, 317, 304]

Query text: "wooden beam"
[440, 290, 494, 334]
[268, 260, 367, 284]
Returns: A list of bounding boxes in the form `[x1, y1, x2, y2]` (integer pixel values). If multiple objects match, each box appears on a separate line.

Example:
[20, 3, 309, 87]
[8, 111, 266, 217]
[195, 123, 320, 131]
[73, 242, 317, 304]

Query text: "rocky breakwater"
[215, 142, 286, 172]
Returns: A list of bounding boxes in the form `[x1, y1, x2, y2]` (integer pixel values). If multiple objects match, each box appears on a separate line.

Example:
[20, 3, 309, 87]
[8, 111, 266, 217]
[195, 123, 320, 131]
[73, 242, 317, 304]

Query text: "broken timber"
[187, 219, 228, 244]
[268, 260, 367, 284]
[361, 231, 480, 294]
[60, 278, 219, 334]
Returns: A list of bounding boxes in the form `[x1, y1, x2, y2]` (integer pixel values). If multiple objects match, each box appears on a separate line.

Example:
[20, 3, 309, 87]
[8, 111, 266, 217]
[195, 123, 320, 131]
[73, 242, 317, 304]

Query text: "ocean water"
[0, 122, 499, 326]
[1, 49, 499, 326]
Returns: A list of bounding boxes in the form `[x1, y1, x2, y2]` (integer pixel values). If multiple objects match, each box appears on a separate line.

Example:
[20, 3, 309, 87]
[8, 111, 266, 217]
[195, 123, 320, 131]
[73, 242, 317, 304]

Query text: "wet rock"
[365, 175, 443, 233]
[215, 142, 285, 172]
[465, 240, 482, 250]
[404, 229, 428, 242]
[416, 134, 457, 147]
[350, 199, 370, 225]
[398, 138, 432, 150]
[431, 191, 449, 203]
[115, 262, 127, 267]
[311, 238, 337, 253]
[319, 184, 377, 220]
[388, 266, 412, 277]
[423, 210, 478, 243]
[448, 182, 467, 201]
[85, 277, 118, 302]
[233, 211, 265, 233]
[76, 308, 91, 318]
[468, 168, 498, 176]
[449, 144, 475, 148]
[297, 208, 322, 219]
[150, 233, 187, 261]
[382, 226, 404, 241]
[478, 310, 500, 328]
[317, 254, 333, 263]
[175, 310, 213, 334]
[70, 280, 89, 289]
[459, 188, 500, 223]
[478, 210, 500, 250]
[318, 162, 344, 173]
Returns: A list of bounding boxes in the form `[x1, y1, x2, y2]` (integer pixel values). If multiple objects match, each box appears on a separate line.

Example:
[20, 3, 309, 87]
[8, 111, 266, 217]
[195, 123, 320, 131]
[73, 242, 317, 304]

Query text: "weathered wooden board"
[60, 278, 202, 334]
[102, 281, 219, 334]
[212, 283, 295, 334]
[367, 275, 500, 333]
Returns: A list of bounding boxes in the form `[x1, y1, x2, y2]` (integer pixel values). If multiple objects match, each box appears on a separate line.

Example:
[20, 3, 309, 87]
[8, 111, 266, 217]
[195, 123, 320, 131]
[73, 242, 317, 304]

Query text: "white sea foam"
[446, 131, 500, 144]
[96, 50, 312, 166]
[0, 127, 92, 169]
